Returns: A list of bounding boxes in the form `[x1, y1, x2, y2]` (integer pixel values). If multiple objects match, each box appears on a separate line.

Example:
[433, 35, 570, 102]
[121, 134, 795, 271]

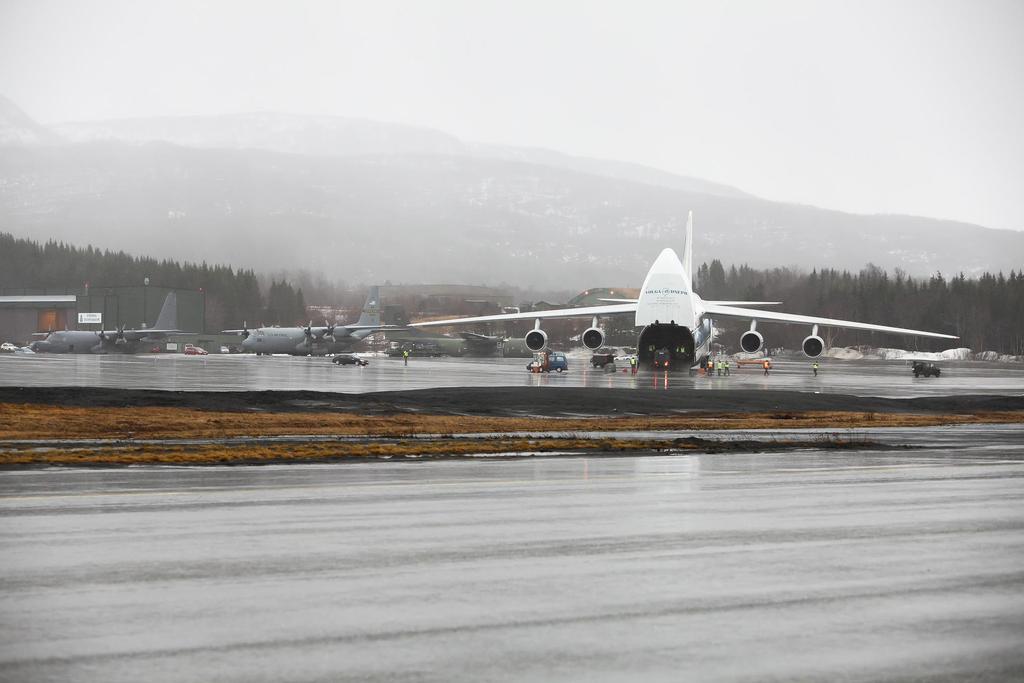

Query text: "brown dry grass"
[1, 403, 1022, 441]
[0, 435, 873, 467]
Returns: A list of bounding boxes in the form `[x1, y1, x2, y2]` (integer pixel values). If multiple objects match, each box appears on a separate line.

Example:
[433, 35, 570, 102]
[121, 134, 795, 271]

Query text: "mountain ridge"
[1, 95, 1020, 288]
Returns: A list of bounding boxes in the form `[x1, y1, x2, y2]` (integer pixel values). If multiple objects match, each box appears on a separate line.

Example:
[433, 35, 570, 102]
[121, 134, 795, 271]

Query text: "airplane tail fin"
[682, 210, 694, 290]
[153, 292, 178, 330]
[355, 286, 381, 327]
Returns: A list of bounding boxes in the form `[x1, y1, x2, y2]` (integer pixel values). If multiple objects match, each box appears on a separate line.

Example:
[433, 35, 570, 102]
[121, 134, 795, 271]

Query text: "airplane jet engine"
[739, 330, 764, 353]
[525, 328, 548, 351]
[582, 327, 605, 350]
[802, 334, 825, 357]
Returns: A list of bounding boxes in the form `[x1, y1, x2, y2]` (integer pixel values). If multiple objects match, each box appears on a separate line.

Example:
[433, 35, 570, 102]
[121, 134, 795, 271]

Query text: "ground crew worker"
[716, 359, 723, 376]
[403, 349, 409, 365]
[631, 356, 638, 375]
[812, 362, 819, 376]
[724, 360, 730, 376]
[763, 359, 770, 376]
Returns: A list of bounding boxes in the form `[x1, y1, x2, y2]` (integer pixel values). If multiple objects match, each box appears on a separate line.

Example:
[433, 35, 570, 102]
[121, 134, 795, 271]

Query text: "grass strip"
[0, 435, 883, 467]
[1, 403, 1022, 441]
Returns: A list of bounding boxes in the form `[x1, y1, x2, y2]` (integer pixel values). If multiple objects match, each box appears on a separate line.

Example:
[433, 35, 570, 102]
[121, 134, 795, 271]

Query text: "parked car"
[183, 344, 209, 356]
[0, 342, 18, 353]
[332, 354, 369, 366]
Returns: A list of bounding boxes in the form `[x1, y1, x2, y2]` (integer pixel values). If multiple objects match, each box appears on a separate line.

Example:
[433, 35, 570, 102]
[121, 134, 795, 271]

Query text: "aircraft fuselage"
[31, 331, 146, 354]
[242, 327, 372, 355]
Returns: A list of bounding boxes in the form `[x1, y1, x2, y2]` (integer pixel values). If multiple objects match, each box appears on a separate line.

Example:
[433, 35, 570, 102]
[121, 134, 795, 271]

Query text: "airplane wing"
[598, 298, 781, 307]
[702, 303, 958, 340]
[459, 331, 502, 341]
[123, 329, 179, 341]
[411, 303, 637, 328]
[705, 301, 781, 307]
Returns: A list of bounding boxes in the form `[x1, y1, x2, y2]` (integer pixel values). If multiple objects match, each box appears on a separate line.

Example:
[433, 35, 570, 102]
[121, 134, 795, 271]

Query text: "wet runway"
[1, 426, 1023, 681]
[2, 352, 1023, 397]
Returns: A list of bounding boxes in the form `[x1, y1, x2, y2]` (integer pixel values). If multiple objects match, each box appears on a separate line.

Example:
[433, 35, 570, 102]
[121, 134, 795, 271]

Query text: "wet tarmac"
[2, 352, 1023, 398]
[1, 426, 1023, 681]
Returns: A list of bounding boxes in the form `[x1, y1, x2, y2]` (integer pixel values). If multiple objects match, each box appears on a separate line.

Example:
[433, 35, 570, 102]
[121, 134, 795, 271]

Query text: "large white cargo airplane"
[412, 212, 958, 369]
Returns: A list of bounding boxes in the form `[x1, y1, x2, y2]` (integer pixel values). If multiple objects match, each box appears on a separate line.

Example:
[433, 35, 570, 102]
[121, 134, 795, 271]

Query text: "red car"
[183, 344, 209, 356]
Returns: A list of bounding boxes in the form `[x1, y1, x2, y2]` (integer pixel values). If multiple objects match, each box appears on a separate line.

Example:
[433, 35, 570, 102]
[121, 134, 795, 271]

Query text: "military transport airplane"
[412, 212, 958, 369]
[227, 287, 398, 356]
[30, 293, 180, 354]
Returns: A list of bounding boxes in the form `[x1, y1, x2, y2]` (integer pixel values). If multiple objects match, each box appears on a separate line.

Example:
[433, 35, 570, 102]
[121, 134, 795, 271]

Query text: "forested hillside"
[694, 261, 1024, 355]
[2, 232, 1021, 354]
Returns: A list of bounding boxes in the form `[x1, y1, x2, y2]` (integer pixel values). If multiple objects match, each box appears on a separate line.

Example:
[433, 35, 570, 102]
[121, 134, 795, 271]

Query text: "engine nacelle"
[525, 329, 548, 352]
[582, 327, 605, 350]
[802, 335, 825, 358]
[740, 330, 764, 353]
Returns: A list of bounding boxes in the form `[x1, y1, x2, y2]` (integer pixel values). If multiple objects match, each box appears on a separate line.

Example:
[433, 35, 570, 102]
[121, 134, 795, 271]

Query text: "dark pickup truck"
[911, 360, 940, 377]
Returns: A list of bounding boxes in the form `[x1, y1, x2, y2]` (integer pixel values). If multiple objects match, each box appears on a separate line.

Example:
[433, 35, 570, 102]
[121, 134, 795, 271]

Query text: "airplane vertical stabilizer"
[355, 286, 381, 327]
[682, 210, 693, 289]
[153, 292, 178, 330]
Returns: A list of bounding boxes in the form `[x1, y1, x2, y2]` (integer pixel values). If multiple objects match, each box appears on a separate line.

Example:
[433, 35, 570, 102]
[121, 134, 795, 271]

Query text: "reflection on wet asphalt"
[1, 428, 1023, 681]
[2, 353, 1023, 397]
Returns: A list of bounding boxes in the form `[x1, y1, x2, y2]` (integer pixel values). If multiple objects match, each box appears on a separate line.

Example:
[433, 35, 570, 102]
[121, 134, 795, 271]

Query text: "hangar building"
[0, 285, 205, 346]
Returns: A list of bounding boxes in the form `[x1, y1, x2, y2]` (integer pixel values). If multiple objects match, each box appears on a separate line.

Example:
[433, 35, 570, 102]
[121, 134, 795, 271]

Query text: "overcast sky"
[2, 0, 1022, 231]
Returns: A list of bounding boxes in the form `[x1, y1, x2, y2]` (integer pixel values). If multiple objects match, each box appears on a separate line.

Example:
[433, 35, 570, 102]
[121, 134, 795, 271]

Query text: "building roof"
[0, 295, 77, 307]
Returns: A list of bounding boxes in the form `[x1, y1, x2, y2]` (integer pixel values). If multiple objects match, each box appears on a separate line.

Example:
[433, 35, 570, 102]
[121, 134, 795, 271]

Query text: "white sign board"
[166, 342, 178, 352]
[78, 312, 102, 324]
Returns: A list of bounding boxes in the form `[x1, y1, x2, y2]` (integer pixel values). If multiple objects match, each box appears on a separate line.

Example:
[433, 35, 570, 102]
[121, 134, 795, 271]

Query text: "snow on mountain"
[0, 95, 61, 146]
[3, 142, 1022, 289]
[53, 112, 466, 158]
[51, 111, 750, 199]
[1, 95, 1021, 287]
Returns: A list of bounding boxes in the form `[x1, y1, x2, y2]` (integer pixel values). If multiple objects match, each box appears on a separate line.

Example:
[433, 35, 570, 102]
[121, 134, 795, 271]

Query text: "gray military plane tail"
[352, 286, 381, 329]
[151, 291, 178, 331]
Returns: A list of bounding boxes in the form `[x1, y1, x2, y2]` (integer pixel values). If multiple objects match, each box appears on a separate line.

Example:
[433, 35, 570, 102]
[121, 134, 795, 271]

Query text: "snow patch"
[873, 347, 973, 361]
[824, 347, 864, 360]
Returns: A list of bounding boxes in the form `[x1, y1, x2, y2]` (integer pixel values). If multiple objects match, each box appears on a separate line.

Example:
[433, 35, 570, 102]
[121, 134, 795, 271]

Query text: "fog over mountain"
[1, 95, 1021, 290]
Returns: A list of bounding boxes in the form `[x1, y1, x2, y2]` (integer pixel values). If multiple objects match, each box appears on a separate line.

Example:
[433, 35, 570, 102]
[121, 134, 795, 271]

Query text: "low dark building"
[0, 285, 205, 345]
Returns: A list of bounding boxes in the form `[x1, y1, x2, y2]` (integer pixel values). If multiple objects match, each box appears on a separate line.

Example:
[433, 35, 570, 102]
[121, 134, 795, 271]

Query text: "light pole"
[143, 277, 150, 328]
